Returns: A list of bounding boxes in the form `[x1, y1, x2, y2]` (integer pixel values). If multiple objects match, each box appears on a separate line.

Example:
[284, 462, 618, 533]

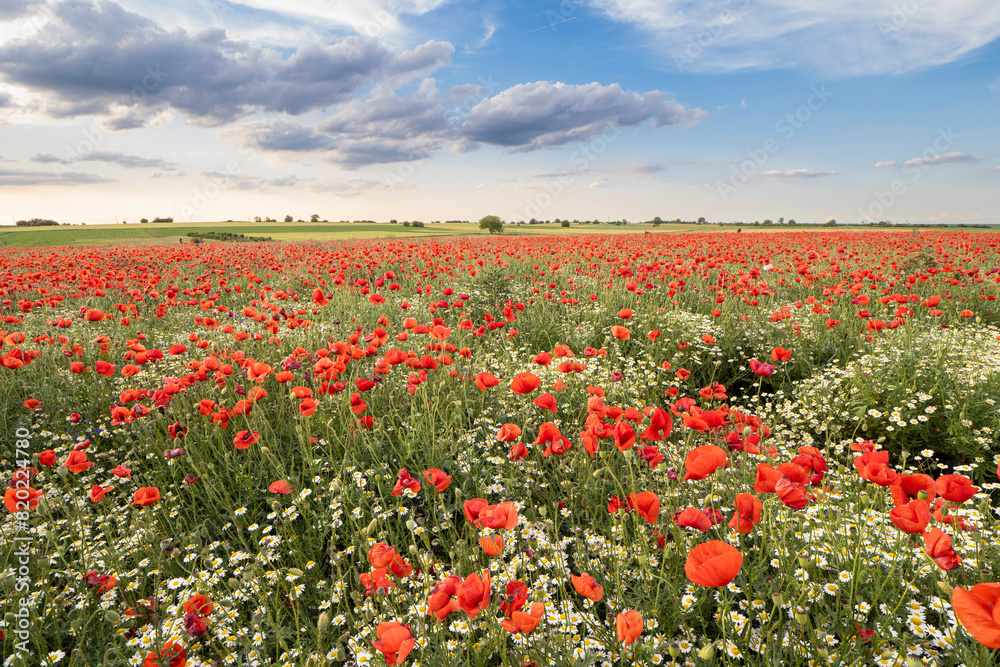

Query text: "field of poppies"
[2, 230, 1000, 667]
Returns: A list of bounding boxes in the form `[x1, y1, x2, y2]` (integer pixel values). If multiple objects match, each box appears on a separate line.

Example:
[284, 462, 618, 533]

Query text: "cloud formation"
[901, 152, 978, 168]
[0, 166, 109, 185]
[0, 0, 452, 125]
[32, 150, 174, 169]
[584, 0, 1000, 76]
[460, 81, 705, 151]
[753, 169, 838, 180]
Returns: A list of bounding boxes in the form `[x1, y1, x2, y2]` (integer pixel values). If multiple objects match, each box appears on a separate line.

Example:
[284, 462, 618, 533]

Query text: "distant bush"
[187, 231, 271, 243]
[152, 217, 174, 223]
[411, 221, 425, 228]
[15, 218, 60, 227]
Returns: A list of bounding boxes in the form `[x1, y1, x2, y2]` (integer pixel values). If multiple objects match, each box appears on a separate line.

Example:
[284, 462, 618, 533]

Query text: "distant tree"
[697, 217, 706, 224]
[254, 216, 262, 223]
[310, 214, 320, 222]
[826, 219, 837, 226]
[529, 218, 538, 225]
[152, 217, 173, 223]
[284, 215, 293, 222]
[762, 219, 773, 225]
[778, 217, 784, 224]
[787, 219, 797, 225]
[478, 214, 504, 234]
[15, 218, 60, 227]
[560, 220, 570, 227]
[652, 216, 662, 227]
[389, 219, 398, 224]
[412, 220, 425, 228]
[402, 221, 411, 227]
[139, 218, 149, 223]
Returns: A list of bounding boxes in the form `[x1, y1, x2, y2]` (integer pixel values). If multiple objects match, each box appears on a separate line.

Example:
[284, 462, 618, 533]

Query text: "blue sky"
[0, 0, 997, 225]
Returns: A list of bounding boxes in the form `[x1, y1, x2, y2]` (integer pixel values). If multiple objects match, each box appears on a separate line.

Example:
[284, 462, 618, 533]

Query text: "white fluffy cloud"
[584, 0, 1000, 76]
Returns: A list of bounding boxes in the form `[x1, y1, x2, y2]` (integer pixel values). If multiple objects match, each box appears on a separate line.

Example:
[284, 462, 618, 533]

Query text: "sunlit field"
[2, 230, 1000, 667]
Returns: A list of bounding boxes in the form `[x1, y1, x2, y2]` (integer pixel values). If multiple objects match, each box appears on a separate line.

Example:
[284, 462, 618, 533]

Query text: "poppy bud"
[365, 518, 378, 535]
[699, 644, 716, 660]
[160, 539, 174, 552]
[798, 553, 808, 568]
[336, 647, 346, 661]
[859, 493, 870, 507]
[408, 544, 418, 555]
[55, 466, 69, 479]
[228, 578, 240, 589]
[917, 490, 928, 500]
[538, 507, 547, 518]
[817, 649, 828, 659]
[271, 501, 282, 512]
[406, 519, 416, 531]
[668, 643, 680, 658]
[905, 658, 923, 667]
[656, 463, 667, 473]
[243, 569, 254, 582]
[287, 568, 304, 577]
[453, 487, 462, 498]
[794, 607, 809, 626]
[260, 447, 271, 455]
[104, 611, 121, 624]
[5, 613, 14, 624]
[637, 554, 648, 566]
[317, 611, 330, 635]
[331, 479, 342, 494]
[940, 504, 949, 517]
[771, 592, 783, 606]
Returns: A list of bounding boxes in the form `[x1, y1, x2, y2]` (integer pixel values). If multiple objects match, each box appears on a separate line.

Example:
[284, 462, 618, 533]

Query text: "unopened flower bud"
[698, 644, 716, 660]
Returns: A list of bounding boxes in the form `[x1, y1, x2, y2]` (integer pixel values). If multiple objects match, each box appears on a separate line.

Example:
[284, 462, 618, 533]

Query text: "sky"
[0, 0, 998, 226]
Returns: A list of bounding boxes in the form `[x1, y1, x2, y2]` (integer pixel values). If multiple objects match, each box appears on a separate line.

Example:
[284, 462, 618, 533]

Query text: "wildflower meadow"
[2, 229, 1000, 667]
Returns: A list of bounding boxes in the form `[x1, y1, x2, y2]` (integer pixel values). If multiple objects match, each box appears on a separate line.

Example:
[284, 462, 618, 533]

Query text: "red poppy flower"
[616, 610, 643, 646]
[392, 468, 421, 496]
[936, 474, 978, 503]
[23, 398, 41, 411]
[268, 480, 293, 494]
[685, 540, 743, 587]
[500, 602, 544, 635]
[95, 360, 116, 376]
[38, 449, 56, 467]
[463, 498, 489, 524]
[610, 325, 631, 340]
[952, 583, 1000, 649]
[142, 641, 186, 667]
[535, 422, 572, 456]
[184, 594, 213, 615]
[617, 308, 633, 319]
[479, 534, 504, 556]
[923, 527, 961, 570]
[683, 445, 729, 480]
[889, 499, 931, 534]
[771, 346, 792, 362]
[641, 408, 672, 441]
[571, 573, 603, 602]
[890, 473, 936, 507]
[89, 485, 112, 503]
[132, 487, 161, 506]
[427, 575, 462, 621]
[233, 430, 260, 450]
[533, 392, 558, 413]
[422, 468, 452, 493]
[673, 507, 712, 531]
[110, 464, 132, 478]
[474, 372, 500, 391]
[748, 359, 774, 376]
[627, 492, 660, 523]
[456, 570, 491, 619]
[474, 501, 519, 530]
[728, 493, 763, 534]
[496, 423, 522, 442]
[371, 622, 415, 666]
[500, 580, 528, 617]
[86, 570, 118, 594]
[510, 372, 541, 394]
[61, 450, 94, 474]
[5, 486, 43, 512]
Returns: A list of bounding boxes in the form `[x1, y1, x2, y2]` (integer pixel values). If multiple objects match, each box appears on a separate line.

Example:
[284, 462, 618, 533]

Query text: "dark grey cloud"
[31, 150, 174, 169]
[0, 167, 110, 185]
[241, 120, 334, 152]
[0, 0, 452, 125]
[461, 81, 706, 151]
